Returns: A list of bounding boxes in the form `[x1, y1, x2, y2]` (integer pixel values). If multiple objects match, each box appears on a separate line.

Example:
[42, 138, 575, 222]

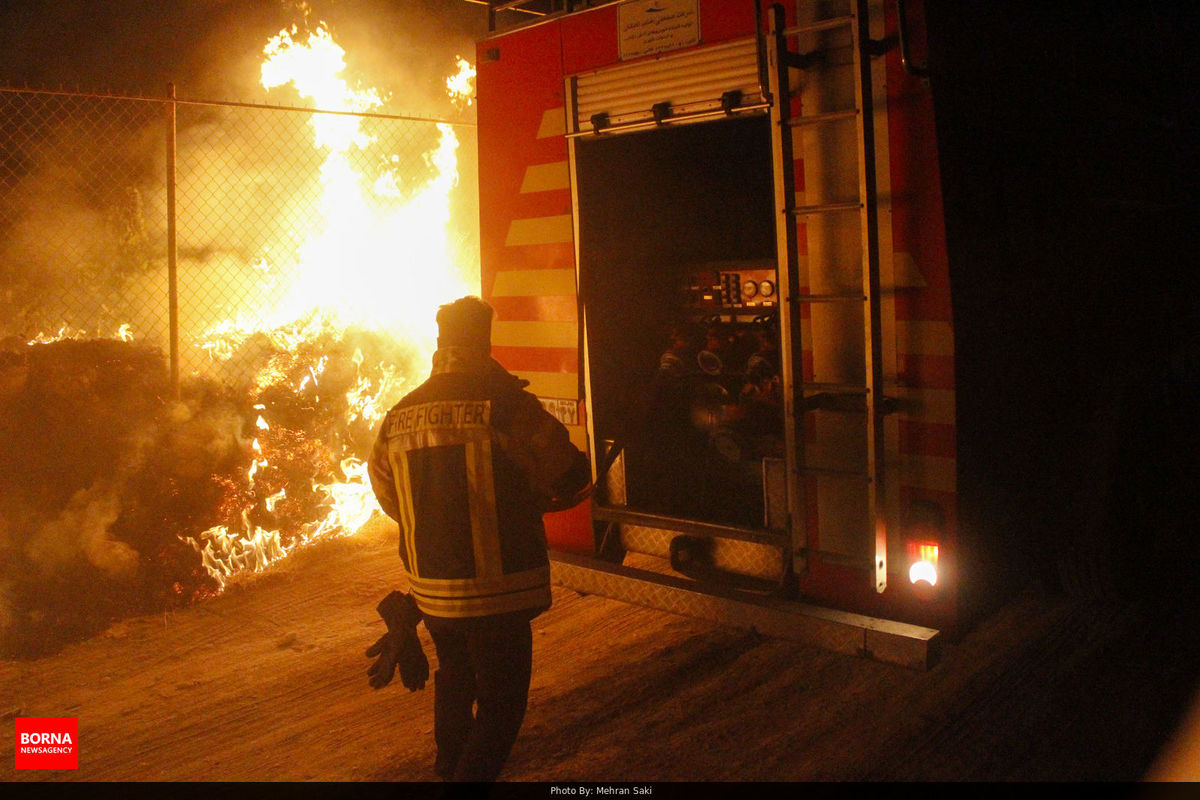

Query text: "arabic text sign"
[619, 0, 700, 60]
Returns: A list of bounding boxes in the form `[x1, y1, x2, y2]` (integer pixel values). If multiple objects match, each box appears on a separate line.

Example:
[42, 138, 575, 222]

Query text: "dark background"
[0, 0, 487, 114]
[924, 0, 1198, 603]
[0, 0, 1196, 780]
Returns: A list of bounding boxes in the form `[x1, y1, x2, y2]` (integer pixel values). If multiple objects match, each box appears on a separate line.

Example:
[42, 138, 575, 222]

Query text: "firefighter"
[657, 321, 703, 377]
[367, 296, 591, 782]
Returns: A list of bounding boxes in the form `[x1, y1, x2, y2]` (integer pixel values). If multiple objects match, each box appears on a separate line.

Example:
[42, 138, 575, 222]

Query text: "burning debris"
[0, 326, 419, 659]
[181, 320, 419, 591]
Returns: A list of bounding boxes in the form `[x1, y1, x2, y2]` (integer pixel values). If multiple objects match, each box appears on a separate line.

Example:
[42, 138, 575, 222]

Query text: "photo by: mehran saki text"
[551, 786, 653, 796]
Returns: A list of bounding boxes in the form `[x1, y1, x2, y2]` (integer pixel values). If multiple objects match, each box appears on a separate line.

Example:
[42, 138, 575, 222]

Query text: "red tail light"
[907, 541, 939, 587]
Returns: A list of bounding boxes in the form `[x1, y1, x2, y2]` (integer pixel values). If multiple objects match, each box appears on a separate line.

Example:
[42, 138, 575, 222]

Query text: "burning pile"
[0, 327, 418, 659]
[0, 22, 477, 658]
[181, 320, 419, 590]
[0, 337, 192, 658]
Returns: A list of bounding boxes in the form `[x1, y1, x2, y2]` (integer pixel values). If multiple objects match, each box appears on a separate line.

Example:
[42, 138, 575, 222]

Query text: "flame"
[261, 25, 383, 150]
[254, 22, 471, 339]
[182, 22, 477, 591]
[27, 325, 89, 345]
[446, 57, 476, 108]
[26, 324, 136, 345]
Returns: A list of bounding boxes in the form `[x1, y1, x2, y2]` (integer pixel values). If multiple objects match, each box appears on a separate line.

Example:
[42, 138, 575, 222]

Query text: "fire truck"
[469, 0, 1015, 669]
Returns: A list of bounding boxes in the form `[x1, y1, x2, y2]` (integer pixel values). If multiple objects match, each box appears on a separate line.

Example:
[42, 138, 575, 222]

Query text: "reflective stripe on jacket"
[369, 347, 585, 620]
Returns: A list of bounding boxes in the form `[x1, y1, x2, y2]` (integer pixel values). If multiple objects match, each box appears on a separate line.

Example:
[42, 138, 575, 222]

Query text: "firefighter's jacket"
[369, 347, 588, 620]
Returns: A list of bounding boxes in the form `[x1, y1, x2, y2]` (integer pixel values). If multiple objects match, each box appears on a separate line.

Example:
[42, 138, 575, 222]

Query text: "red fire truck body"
[474, 0, 958, 665]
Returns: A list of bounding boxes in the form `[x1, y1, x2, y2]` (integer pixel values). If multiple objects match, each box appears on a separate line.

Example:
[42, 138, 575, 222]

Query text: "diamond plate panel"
[620, 524, 786, 580]
[549, 550, 938, 669]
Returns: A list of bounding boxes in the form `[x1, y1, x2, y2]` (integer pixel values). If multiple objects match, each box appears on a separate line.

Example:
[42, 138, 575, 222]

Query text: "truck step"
[549, 550, 939, 670]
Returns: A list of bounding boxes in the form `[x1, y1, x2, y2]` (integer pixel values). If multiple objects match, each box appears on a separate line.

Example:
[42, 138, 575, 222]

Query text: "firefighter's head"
[436, 296, 493, 354]
[668, 322, 703, 353]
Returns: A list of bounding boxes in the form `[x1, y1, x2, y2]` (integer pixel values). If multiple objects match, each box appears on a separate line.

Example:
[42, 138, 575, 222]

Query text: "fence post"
[166, 83, 179, 397]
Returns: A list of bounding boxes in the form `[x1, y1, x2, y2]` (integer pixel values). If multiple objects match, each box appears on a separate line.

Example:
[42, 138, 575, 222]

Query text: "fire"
[252, 22, 471, 339]
[446, 58, 476, 108]
[261, 25, 382, 150]
[26, 324, 134, 345]
[182, 22, 476, 590]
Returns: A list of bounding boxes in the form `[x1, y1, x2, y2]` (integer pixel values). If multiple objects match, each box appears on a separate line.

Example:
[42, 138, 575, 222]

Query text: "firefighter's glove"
[365, 591, 428, 691]
[543, 451, 593, 512]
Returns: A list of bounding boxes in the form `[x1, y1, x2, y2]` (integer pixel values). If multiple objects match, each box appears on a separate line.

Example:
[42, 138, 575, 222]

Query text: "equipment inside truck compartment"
[575, 115, 782, 529]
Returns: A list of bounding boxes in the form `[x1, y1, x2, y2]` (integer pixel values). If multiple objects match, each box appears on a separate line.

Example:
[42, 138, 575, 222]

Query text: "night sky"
[0, 0, 488, 114]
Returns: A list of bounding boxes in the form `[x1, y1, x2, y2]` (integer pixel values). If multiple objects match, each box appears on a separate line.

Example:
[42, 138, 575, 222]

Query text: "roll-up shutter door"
[570, 37, 766, 136]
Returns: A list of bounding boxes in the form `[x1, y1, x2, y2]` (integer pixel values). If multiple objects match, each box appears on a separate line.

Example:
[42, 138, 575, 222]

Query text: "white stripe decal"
[492, 269, 577, 297]
[895, 320, 954, 357]
[492, 320, 578, 349]
[389, 449, 417, 573]
[536, 107, 566, 139]
[520, 371, 579, 399]
[505, 214, 574, 247]
[892, 252, 928, 288]
[520, 161, 570, 194]
[466, 438, 503, 580]
[899, 454, 957, 493]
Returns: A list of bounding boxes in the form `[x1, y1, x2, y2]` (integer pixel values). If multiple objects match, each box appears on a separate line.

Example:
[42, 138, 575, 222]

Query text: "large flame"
[184, 22, 476, 589]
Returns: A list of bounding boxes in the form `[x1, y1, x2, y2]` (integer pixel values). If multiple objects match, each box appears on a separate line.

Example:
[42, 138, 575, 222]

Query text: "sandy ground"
[3, 514, 1199, 785]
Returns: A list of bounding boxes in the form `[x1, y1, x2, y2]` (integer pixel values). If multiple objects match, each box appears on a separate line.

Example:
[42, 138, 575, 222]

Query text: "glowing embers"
[26, 324, 135, 345]
[907, 541, 940, 587]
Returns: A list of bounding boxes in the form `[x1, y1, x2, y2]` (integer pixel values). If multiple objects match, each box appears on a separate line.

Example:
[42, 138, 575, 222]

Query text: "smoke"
[0, 119, 163, 342]
[0, 340, 160, 656]
[25, 483, 137, 580]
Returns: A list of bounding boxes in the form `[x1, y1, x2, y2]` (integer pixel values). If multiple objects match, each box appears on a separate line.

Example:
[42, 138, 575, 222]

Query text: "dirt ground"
[3, 513, 1199, 785]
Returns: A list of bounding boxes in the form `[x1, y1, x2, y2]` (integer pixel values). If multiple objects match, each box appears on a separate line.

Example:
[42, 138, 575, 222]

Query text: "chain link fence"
[0, 86, 477, 385]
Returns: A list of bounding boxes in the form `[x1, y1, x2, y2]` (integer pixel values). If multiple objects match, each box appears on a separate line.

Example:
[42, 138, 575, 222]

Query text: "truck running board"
[549, 550, 939, 671]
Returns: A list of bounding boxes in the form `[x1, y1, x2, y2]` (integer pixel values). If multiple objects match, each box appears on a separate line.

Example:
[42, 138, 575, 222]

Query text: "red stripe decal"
[490, 295, 579, 323]
[492, 346, 579, 374]
[898, 354, 956, 390]
[899, 420, 957, 459]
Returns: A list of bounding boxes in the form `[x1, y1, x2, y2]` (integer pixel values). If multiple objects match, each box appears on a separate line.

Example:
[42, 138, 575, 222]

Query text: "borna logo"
[14, 717, 78, 770]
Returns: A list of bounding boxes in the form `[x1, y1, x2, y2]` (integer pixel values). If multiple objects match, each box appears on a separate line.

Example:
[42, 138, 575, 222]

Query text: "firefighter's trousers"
[425, 610, 535, 782]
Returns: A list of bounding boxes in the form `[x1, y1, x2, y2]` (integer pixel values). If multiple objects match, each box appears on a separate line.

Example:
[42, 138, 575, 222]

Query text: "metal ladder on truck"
[766, 0, 891, 594]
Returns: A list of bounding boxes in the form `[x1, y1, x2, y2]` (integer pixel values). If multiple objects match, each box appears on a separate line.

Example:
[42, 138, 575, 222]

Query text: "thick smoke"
[0, 340, 172, 657]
